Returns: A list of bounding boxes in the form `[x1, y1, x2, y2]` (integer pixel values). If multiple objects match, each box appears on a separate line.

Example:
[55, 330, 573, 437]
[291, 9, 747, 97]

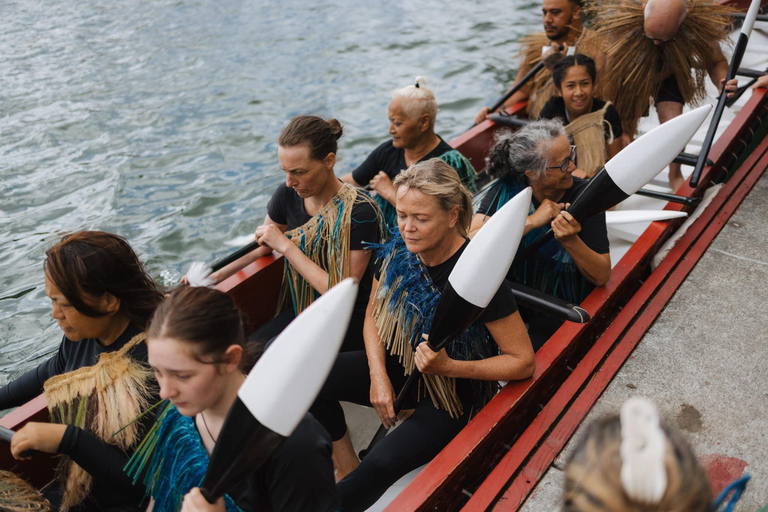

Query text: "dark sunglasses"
[547, 145, 577, 174]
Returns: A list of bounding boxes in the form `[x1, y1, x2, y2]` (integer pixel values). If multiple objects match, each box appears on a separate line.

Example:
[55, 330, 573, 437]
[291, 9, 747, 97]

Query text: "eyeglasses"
[547, 145, 577, 174]
[643, 32, 677, 44]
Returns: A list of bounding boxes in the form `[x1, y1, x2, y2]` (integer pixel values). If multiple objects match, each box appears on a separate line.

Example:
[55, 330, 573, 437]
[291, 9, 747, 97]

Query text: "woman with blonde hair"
[564, 397, 712, 512]
[341, 77, 477, 228]
[314, 158, 534, 511]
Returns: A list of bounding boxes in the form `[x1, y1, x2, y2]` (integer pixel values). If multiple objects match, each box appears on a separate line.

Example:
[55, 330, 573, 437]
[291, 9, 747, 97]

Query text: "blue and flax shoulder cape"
[370, 233, 498, 418]
[278, 183, 382, 316]
[125, 401, 242, 512]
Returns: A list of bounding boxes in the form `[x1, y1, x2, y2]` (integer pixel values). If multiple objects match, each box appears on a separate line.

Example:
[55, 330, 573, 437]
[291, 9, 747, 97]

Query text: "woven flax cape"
[43, 333, 154, 511]
[583, 0, 732, 137]
[518, 28, 603, 119]
[371, 233, 498, 418]
[125, 402, 242, 512]
[566, 101, 614, 177]
[278, 184, 381, 315]
[0, 470, 51, 511]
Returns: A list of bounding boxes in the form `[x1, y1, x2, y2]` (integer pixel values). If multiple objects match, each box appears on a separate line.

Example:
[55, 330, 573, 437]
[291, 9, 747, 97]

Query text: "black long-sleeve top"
[0, 324, 154, 511]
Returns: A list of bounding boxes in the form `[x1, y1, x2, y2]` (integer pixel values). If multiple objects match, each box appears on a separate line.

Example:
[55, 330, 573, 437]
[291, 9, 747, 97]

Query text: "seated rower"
[209, 115, 381, 352]
[3, 231, 163, 512]
[341, 76, 477, 229]
[539, 54, 623, 178]
[312, 159, 535, 510]
[127, 286, 340, 512]
[470, 120, 610, 347]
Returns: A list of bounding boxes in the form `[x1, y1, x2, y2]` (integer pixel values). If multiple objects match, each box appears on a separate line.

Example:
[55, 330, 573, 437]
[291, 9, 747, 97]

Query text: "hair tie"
[415, 82, 420, 88]
[620, 397, 668, 504]
[186, 262, 214, 287]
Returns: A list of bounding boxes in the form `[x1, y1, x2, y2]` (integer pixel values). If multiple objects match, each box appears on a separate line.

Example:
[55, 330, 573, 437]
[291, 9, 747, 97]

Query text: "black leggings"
[310, 351, 471, 512]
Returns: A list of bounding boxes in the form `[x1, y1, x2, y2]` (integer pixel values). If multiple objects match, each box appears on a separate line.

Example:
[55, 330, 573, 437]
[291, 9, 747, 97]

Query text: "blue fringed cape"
[370, 233, 498, 418]
[124, 401, 242, 512]
[483, 177, 595, 305]
[375, 149, 478, 229]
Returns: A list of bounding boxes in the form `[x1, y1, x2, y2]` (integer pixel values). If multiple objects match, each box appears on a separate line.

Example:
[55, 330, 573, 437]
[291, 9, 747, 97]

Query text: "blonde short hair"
[392, 158, 472, 237]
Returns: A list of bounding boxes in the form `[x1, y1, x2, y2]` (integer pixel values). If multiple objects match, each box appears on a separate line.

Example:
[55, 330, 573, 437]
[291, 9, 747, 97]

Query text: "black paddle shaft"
[0, 426, 36, 458]
[690, 32, 751, 188]
[209, 240, 261, 273]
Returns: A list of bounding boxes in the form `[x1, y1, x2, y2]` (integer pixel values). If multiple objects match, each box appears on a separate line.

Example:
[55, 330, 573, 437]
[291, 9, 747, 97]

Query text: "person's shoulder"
[539, 96, 565, 119]
[275, 413, 332, 460]
[568, 177, 590, 197]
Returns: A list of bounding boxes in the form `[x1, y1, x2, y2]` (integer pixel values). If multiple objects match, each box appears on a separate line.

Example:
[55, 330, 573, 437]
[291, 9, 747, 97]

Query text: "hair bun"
[414, 76, 428, 88]
[327, 118, 344, 140]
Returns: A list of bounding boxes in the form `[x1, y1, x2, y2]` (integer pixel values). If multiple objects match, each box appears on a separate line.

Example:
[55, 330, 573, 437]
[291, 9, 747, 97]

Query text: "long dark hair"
[44, 231, 162, 330]
[147, 286, 258, 372]
[278, 115, 343, 160]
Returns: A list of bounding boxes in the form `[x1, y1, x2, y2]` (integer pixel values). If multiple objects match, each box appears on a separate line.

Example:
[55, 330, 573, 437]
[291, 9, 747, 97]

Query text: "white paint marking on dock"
[709, 248, 768, 266]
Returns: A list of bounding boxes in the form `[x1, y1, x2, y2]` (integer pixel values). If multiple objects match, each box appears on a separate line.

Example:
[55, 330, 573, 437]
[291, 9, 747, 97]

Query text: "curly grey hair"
[485, 119, 568, 183]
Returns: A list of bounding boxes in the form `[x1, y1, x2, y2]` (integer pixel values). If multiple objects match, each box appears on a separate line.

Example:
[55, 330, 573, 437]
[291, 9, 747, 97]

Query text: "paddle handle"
[0, 426, 36, 458]
[690, 0, 759, 187]
[209, 240, 261, 273]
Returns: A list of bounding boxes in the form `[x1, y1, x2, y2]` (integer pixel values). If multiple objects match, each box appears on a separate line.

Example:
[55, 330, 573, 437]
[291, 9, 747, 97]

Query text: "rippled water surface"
[1, 0, 541, 380]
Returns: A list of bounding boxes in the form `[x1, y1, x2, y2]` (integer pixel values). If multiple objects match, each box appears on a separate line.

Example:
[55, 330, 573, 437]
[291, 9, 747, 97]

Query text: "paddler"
[584, 0, 738, 191]
[538, 54, 624, 178]
[2, 231, 162, 511]
[474, 0, 603, 123]
[311, 159, 535, 510]
[470, 120, 610, 347]
[341, 76, 477, 229]
[205, 115, 382, 352]
[126, 286, 340, 512]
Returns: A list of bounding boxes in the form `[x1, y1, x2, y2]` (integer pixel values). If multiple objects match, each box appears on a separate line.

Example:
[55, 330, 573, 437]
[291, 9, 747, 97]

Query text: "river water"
[0, 0, 541, 382]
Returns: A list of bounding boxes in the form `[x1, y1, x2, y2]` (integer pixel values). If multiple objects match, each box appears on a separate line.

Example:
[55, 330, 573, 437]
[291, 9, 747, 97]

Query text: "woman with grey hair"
[341, 76, 477, 228]
[470, 119, 610, 347]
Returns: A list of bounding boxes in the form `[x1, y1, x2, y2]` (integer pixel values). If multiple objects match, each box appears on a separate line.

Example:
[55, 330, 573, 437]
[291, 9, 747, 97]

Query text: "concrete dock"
[521, 174, 768, 510]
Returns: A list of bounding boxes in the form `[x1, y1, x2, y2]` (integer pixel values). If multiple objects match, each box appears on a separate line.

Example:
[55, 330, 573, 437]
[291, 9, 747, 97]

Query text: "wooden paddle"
[360, 188, 531, 458]
[689, 0, 762, 187]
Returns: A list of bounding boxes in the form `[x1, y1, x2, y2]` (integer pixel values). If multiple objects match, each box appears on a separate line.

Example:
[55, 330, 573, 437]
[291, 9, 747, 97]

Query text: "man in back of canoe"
[474, 0, 602, 123]
[585, 0, 737, 191]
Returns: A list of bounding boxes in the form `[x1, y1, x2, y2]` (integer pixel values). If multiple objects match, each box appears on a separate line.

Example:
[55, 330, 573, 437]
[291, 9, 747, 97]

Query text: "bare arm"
[146, 498, 154, 512]
[607, 137, 623, 160]
[414, 311, 535, 381]
[469, 200, 561, 239]
[208, 214, 282, 284]
[277, 244, 372, 295]
[706, 41, 728, 88]
[340, 173, 362, 186]
[363, 278, 398, 428]
[553, 211, 611, 286]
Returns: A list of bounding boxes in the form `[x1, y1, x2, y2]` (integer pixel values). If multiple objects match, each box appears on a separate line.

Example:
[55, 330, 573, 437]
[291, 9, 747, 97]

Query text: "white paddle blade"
[238, 278, 358, 437]
[741, 0, 761, 36]
[605, 105, 712, 195]
[449, 187, 532, 308]
[606, 210, 688, 225]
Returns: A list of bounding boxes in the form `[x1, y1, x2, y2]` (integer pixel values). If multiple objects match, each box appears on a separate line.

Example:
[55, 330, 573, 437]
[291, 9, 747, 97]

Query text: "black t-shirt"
[228, 413, 340, 512]
[477, 177, 609, 255]
[539, 97, 623, 141]
[375, 239, 518, 325]
[267, 183, 380, 315]
[351, 137, 456, 185]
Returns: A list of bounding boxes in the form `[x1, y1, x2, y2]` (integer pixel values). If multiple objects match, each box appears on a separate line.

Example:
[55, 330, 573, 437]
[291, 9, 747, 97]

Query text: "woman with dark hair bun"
[127, 286, 339, 512]
[3, 230, 162, 511]
[539, 53, 624, 178]
[209, 115, 382, 352]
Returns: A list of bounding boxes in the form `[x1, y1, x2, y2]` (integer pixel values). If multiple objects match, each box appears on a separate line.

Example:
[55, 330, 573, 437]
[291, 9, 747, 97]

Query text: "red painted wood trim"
[485, 116, 768, 510]
[388, 89, 768, 511]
